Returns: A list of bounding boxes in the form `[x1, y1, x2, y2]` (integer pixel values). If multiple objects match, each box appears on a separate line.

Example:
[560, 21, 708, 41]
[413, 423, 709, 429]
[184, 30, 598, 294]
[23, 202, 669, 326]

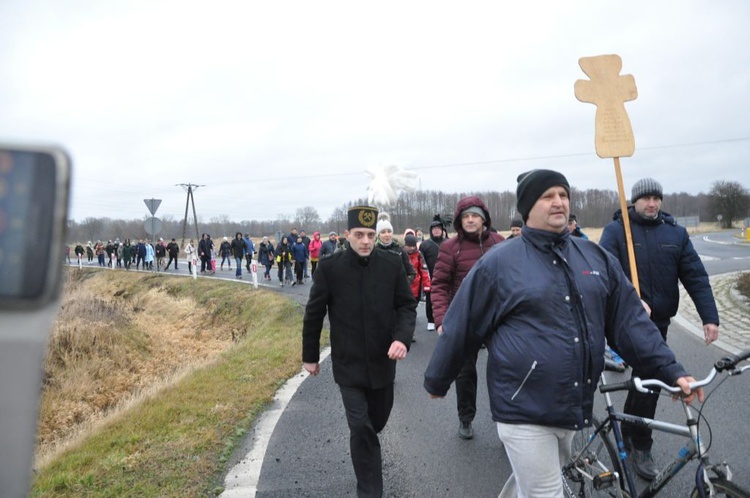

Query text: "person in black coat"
[166, 238, 180, 270]
[303, 205, 417, 498]
[418, 214, 448, 331]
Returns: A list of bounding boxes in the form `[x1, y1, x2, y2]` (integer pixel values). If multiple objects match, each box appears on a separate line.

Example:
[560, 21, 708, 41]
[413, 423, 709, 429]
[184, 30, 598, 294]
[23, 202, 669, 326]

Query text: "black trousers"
[622, 324, 669, 450]
[294, 261, 304, 283]
[456, 349, 479, 423]
[425, 293, 434, 323]
[339, 384, 394, 498]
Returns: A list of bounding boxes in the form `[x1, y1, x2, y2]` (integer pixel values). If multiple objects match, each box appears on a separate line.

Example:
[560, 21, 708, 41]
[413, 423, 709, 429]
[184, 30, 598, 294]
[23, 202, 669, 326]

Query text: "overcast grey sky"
[1, 1, 749, 223]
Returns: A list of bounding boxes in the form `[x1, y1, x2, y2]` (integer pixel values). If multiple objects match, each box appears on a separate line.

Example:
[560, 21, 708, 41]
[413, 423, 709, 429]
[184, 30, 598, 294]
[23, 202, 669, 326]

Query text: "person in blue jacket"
[424, 169, 702, 498]
[290, 235, 309, 285]
[599, 177, 719, 480]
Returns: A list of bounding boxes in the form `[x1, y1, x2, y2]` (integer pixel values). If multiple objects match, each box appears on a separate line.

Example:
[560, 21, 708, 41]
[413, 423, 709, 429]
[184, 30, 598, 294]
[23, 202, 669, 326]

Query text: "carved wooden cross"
[574, 54, 638, 158]
[575, 54, 641, 294]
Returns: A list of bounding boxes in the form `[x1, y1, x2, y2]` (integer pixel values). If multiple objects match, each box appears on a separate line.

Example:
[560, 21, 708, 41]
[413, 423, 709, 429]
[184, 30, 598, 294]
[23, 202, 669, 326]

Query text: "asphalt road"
[221, 233, 750, 497]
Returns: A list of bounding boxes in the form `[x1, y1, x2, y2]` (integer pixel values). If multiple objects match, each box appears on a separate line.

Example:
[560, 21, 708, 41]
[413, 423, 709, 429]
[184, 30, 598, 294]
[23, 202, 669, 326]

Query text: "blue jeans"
[235, 257, 243, 277]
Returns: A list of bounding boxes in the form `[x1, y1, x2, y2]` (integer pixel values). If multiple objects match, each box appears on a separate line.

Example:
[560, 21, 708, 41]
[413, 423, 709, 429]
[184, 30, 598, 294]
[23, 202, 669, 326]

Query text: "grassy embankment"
[32, 268, 316, 497]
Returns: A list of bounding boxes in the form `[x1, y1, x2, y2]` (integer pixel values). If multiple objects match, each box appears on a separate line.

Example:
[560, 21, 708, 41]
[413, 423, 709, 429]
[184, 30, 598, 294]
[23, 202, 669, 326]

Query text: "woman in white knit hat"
[374, 213, 416, 285]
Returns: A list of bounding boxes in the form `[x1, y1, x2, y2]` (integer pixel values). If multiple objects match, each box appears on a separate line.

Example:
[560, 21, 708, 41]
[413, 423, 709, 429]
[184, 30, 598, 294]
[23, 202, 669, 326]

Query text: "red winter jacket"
[308, 232, 323, 261]
[405, 248, 430, 299]
[431, 196, 505, 328]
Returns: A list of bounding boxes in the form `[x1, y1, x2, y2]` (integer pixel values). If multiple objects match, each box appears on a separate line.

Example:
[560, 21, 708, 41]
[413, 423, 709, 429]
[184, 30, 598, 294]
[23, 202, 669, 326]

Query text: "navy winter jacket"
[424, 227, 687, 430]
[291, 241, 308, 262]
[599, 208, 719, 329]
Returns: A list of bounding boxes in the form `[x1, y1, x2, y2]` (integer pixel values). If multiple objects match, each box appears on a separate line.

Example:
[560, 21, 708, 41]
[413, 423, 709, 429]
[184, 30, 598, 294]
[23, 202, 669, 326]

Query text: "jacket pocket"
[511, 360, 537, 401]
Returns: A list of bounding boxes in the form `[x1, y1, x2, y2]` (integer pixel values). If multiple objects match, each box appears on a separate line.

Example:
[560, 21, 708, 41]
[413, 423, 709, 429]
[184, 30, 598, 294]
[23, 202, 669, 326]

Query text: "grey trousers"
[497, 422, 574, 498]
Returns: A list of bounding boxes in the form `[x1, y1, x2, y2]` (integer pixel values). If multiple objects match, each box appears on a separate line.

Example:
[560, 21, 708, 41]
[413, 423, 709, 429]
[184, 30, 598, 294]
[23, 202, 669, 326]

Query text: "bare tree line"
[67, 182, 748, 244]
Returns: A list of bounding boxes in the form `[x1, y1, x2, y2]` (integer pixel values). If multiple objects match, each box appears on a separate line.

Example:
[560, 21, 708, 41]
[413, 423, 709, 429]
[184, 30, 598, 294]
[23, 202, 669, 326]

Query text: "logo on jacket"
[582, 270, 601, 276]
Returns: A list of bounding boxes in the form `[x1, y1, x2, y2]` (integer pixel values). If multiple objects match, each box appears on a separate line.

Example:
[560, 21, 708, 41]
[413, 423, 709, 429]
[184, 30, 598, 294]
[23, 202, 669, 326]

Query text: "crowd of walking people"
[299, 172, 718, 497]
[65, 172, 721, 497]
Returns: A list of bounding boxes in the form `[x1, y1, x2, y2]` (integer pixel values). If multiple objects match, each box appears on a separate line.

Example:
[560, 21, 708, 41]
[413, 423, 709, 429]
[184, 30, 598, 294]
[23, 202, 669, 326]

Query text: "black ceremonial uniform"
[303, 246, 417, 386]
[302, 246, 417, 497]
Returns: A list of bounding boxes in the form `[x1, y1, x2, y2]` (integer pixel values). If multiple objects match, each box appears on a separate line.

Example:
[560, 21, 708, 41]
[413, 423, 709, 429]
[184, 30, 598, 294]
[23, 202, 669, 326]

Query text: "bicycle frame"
[566, 351, 750, 498]
[599, 401, 705, 497]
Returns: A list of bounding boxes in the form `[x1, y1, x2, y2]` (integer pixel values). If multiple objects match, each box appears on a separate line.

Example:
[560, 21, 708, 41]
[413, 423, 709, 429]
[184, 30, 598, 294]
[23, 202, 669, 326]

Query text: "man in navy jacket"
[424, 169, 701, 498]
[599, 177, 719, 479]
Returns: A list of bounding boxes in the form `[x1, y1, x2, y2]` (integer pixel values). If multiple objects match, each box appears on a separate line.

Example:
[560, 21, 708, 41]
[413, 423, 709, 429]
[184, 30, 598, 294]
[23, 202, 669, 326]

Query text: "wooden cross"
[575, 54, 641, 294]
[574, 54, 637, 158]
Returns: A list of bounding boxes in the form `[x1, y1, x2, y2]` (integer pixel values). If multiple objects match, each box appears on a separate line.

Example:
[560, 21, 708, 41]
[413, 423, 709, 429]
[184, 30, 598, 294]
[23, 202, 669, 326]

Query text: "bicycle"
[562, 349, 750, 497]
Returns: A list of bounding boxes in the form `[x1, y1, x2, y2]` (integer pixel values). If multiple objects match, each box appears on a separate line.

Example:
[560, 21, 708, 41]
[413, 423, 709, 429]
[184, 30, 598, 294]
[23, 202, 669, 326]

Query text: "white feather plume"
[365, 164, 417, 208]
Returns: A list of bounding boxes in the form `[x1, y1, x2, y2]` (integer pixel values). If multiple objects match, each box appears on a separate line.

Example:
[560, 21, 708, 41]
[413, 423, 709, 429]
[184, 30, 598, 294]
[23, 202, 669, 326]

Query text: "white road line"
[220, 347, 331, 498]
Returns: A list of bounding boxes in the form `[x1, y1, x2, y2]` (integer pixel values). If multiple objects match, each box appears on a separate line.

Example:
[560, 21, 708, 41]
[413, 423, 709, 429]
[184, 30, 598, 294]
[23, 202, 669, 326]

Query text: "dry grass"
[32, 268, 307, 496]
[37, 269, 266, 467]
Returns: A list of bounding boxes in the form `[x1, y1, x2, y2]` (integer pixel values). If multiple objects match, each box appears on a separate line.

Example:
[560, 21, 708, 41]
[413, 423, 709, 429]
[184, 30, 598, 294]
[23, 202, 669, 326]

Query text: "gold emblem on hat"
[359, 209, 376, 227]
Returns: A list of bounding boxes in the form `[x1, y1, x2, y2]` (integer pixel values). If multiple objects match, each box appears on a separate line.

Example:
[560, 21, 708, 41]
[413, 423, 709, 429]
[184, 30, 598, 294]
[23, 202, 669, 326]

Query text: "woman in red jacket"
[308, 231, 323, 278]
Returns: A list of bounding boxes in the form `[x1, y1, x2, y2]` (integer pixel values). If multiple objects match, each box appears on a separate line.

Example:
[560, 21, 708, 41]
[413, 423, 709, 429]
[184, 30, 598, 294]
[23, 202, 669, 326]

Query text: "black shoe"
[630, 448, 658, 480]
[458, 421, 474, 440]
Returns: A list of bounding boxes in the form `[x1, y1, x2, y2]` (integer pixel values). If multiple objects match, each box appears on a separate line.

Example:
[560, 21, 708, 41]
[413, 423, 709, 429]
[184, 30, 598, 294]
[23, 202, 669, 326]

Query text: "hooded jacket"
[405, 248, 430, 299]
[308, 232, 323, 261]
[599, 207, 719, 329]
[424, 227, 688, 430]
[259, 239, 275, 266]
[431, 196, 505, 328]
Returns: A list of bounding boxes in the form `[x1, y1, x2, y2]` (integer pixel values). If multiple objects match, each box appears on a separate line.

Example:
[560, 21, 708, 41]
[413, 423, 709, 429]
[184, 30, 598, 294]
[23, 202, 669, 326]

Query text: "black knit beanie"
[516, 169, 571, 222]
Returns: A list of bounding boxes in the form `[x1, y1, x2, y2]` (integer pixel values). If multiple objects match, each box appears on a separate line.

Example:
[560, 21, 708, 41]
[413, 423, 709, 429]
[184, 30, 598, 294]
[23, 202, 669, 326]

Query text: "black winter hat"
[516, 169, 571, 222]
[404, 234, 418, 247]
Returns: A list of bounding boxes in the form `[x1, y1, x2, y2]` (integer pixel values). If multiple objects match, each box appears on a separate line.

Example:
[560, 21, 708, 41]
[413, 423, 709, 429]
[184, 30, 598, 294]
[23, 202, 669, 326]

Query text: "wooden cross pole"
[574, 54, 641, 295]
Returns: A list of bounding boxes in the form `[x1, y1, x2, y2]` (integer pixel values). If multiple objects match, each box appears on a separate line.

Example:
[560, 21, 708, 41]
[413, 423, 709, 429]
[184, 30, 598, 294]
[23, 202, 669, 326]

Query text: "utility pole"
[177, 183, 204, 245]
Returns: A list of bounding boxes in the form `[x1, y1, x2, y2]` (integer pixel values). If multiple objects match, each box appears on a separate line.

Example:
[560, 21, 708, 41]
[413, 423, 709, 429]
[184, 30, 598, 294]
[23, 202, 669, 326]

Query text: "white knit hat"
[376, 213, 393, 234]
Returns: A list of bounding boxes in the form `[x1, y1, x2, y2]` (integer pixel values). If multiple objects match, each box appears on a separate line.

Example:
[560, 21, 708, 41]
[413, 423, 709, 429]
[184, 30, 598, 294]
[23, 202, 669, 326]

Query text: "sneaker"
[630, 448, 658, 480]
[458, 421, 474, 440]
[427, 323, 435, 331]
[291, 281, 296, 286]
[280, 282, 284, 287]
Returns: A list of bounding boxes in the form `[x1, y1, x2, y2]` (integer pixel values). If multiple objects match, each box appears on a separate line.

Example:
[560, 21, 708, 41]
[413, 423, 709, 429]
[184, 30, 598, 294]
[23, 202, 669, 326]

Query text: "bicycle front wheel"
[691, 477, 750, 498]
[562, 417, 627, 497]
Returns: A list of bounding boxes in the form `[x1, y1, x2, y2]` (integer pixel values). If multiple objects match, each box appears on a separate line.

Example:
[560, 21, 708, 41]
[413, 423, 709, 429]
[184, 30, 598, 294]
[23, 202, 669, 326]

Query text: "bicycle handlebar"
[599, 348, 750, 395]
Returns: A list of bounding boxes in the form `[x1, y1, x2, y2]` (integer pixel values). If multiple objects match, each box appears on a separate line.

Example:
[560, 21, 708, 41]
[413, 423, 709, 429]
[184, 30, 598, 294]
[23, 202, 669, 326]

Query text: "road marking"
[220, 347, 331, 498]
[703, 235, 736, 246]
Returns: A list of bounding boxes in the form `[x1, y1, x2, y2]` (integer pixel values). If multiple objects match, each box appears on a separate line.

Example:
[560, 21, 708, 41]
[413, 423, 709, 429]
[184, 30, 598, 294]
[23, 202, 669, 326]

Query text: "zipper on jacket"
[511, 360, 537, 400]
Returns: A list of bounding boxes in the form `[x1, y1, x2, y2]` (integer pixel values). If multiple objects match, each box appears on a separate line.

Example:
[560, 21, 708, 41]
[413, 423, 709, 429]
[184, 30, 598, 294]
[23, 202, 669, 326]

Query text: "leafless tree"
[707, 180, 750, 228]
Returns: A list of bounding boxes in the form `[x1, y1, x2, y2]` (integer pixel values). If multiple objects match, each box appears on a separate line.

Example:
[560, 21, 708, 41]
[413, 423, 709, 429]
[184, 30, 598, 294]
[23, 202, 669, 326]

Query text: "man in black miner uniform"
[302, 205, 417, 498]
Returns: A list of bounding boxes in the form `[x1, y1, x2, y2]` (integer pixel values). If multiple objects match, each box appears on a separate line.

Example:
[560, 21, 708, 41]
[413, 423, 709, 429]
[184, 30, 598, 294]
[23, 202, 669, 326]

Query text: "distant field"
[496, 222, 726, 244]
